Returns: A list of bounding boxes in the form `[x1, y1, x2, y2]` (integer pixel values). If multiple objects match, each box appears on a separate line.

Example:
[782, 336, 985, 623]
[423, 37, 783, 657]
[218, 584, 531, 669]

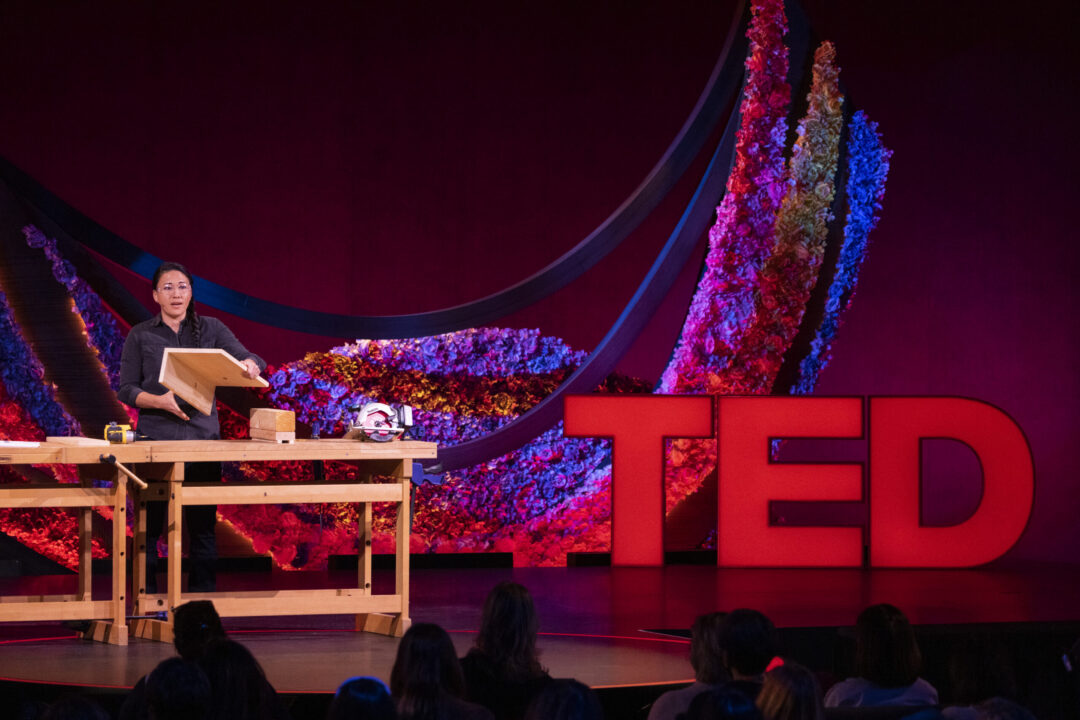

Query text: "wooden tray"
[158, 349, 269, 415]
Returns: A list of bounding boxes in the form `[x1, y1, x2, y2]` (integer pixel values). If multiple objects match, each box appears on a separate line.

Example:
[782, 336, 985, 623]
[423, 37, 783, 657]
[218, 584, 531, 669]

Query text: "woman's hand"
[155, 391, 190, 421]
[241, 358, 261, 380]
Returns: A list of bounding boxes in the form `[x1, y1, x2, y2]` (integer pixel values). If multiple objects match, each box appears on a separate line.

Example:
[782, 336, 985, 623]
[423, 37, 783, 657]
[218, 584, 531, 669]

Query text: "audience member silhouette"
[824, 603, 938, 708]
[941, 635, 1018, 720]
[40, 696, 110, 720]
[173, 601, 228, 661]
[145, 657, 212, 720]
[969, 697, 1036, 720]
[716, 609, 779, 700]
[391, 622, 493, 720]
[197, 638, 290, 720]
[327, 676, 398, 720]
[756, 662, 824, 720]
[120, 601, 228, 720]
[680, 685, 763, 720]
[460, 582, 552, 720]
[648, 612, 732, 720]
[523, 679, 603, 720]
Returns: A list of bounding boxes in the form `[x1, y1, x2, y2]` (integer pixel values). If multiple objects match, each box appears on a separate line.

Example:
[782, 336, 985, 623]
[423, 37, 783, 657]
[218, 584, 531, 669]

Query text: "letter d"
[869, 397, 1034, 567]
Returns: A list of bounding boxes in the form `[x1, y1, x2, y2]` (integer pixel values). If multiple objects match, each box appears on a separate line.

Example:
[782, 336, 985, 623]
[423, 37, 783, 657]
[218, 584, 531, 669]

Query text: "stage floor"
[1, 564, 1078, 694]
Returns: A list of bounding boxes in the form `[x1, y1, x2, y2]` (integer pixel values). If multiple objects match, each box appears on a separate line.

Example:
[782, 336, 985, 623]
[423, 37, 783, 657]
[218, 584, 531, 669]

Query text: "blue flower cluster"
[266, 330, 613, 530]
[0, 288, 81, 436]
[333, 328, 587, 376]
[793, 111, 892, 395]
[23, 226, 127, 392]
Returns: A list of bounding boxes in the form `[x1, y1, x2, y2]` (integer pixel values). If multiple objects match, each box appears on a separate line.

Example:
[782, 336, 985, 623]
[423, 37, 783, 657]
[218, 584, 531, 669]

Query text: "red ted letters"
[563, 395, 1034, 568]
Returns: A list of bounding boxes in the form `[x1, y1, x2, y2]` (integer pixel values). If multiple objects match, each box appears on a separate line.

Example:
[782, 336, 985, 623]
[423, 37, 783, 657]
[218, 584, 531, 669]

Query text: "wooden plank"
[0, 594, 79, 603]
[183, 590, 403, 617]
[159, 349, 269, 416]
[250, 409, 295, 432]
[0, 487, 117, 508]
[142, 440, 434, 462]
[0, 600, 114, 622]
[46, 436, 110, 446]
[180, 483, 404, 505]
[145, 439, 436, 463]
[249, 428, 295, 444]
[0, 447, 63, 464]
[61, 444, 152, 464]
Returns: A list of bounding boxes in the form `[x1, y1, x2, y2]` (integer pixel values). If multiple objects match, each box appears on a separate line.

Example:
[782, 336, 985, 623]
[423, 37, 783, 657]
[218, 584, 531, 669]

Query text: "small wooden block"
[79, 620, 128, 646]
[249, 428, 296, 444]
[356, 613, 410, 637]
[250, 408, 295, 432]
[132, 617, 174, 643]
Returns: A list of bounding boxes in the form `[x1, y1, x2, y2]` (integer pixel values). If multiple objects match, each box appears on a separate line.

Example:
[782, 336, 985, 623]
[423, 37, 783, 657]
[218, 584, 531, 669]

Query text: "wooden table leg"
[166, 462, 184, 616]
[134, 465, 181, 643]
[360, 492, 373, 595]
[81, 468, 128, 645]
[132, 483, 147, 616]
[357, 461, 412, 637]
[109, 471, 129, 644]
[395, 462, 411, 636]
[77, 475, 93, 603]
[354, 473, 374, 632]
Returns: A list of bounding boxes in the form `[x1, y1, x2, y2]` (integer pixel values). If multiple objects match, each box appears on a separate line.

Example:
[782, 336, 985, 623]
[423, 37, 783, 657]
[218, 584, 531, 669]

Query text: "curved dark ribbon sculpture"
[439, 112, 740, 471]
[0, 0, 748, 340]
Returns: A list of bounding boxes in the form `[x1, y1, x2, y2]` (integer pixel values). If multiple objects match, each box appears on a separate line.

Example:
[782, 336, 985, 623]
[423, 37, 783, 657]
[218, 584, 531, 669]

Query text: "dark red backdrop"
[0, 1, 1074, 565]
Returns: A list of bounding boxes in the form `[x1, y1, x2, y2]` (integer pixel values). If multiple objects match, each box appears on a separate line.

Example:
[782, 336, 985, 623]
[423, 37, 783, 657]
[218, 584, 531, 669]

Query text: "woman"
[197, 639, 290, 720]
[756, 663, 824, 720]
[823, 604, 938, 708]
[119, 261, 265, 592]
[461, 582, 552, 720]
[390, 623, 493, 720]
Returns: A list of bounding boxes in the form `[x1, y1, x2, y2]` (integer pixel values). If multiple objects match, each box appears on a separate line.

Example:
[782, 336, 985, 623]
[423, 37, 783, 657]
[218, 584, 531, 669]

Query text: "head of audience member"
[947, 635, 1017, 704]
[474, 581, 546, 681]
[523, 679, 603, 720]
[854, 604, 922, 688]
[390, 623, 467, 719]
[146, 657, 212, 720]
[973, 697, 1036, 720]
[197, 638, 277, 720]
[40, 696, 110, 720]
[756, 662, 823, 720]
[718, 609, 779, 680]
[173, 600, 227, 661]
[327, 676, 397, 720]
[691, 612, 732, 684]
[681, 685, 763, 720]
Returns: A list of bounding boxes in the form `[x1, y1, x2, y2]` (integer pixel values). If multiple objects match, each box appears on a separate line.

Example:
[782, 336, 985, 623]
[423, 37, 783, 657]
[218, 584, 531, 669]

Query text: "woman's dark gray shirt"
[118, 315, 266, 440]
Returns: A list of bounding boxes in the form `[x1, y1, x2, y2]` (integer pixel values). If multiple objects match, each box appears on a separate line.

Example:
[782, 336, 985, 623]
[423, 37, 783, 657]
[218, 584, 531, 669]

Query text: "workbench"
[0, 438, 437, 645]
